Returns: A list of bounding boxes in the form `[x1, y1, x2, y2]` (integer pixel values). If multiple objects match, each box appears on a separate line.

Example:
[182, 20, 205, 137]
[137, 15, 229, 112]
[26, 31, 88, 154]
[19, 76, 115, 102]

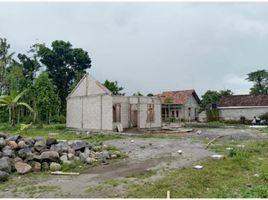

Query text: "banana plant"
[0, 89, 34, 126]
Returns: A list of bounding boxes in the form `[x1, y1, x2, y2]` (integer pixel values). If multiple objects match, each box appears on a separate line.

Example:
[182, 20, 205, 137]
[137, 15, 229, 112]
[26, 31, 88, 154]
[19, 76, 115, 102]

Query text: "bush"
[50, 115, 66, 124]
[207, 109, 219, 122]
[259, 112, 268, 122]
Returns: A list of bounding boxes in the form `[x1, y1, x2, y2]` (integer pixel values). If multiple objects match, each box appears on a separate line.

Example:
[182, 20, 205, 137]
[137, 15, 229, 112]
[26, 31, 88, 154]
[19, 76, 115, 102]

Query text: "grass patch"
[126, 140, 268, 198]
[0, 123, 127, 144]
[22, 185, 59, 196]
[185, 121, 247, 129]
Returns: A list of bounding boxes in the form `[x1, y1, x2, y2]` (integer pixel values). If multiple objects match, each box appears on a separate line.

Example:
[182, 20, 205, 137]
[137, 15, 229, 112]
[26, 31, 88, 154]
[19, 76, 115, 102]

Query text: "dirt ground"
[0, 127, 267, 198]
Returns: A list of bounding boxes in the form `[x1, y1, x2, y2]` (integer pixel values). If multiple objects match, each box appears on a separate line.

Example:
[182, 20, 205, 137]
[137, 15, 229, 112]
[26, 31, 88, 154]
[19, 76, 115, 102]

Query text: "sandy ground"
[0, 128, 267, 198]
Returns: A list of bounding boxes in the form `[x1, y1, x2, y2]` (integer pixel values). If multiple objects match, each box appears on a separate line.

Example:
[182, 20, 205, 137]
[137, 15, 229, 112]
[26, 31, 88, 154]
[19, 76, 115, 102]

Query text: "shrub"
[207, 109, 219, 121]
[259, 112, 268, 122]
[50, 115, 66, 124]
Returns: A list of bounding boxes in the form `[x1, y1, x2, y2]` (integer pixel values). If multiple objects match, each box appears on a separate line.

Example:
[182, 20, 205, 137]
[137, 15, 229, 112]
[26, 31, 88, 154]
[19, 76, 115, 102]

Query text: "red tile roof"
[219, 95, 268, 107]
[160, 90, 200, 105]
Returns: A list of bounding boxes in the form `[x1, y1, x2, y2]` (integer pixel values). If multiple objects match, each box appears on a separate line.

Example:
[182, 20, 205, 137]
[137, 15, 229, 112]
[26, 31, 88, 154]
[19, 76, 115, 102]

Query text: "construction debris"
[51, 171, 80, 175]
[210, 154, 224, 159]
[205, 135, 224, 149]
[193, 165, 203, 169]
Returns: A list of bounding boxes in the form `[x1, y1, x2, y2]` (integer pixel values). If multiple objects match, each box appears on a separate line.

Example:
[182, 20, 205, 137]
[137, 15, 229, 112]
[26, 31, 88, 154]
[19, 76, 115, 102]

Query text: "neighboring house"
[66, 73, 162, 131]
[218, 94, 268, 121]
[160, 90, 201, 121]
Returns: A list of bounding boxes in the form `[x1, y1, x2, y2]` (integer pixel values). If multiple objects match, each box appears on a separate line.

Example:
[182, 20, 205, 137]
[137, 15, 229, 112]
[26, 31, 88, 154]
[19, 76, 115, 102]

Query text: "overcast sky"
[1, 2, 268, 96]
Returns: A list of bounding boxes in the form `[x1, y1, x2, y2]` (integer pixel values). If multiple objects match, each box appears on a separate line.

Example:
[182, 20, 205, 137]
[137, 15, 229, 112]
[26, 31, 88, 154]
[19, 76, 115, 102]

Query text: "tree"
[200, 89, 233, 111]
[36, 40, 91, 112]
[103, 80, 125, 96]
[33, 72, 60, 124]
[0, 89, 33, 126]
[147, 93, 154, 96]
[0, 38, 14, 94]
[246, 70, 268, 95]
[133, 91, 143, 96]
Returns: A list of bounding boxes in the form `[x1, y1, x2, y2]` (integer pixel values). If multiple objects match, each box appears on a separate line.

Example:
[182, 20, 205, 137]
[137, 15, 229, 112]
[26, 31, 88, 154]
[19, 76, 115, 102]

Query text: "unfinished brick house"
[66, 73, 162, 131]
[218, 94, 268, 120]
[160, 90, 201, 121]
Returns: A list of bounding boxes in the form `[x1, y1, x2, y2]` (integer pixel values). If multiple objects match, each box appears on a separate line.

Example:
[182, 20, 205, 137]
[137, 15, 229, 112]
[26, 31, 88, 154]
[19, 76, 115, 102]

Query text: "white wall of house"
[66, 74, 113, 131]
[182, 95, 200, 121]
[219, 107, 268, 121]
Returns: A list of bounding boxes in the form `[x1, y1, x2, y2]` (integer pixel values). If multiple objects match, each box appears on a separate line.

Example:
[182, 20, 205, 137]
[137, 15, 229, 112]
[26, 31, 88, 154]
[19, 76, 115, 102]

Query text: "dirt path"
[0, 138, 212, 198]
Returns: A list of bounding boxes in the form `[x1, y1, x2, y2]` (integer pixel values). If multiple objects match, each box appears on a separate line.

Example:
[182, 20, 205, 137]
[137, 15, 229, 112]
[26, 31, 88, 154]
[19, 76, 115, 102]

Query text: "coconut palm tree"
[0, 89, 33, 126]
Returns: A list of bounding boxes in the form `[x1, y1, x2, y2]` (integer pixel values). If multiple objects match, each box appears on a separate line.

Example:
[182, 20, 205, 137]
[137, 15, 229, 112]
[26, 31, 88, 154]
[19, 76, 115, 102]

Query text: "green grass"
[125, 140, 268, 198]
[185, 121, 248, 129]
[0, 123, 128, 144]
[22, 185, 59, 196]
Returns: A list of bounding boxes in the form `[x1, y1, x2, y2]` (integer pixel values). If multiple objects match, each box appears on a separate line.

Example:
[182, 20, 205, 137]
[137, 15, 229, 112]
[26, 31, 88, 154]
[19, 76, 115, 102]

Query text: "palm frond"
[17, 102, 34, 113]
[12, 90, 27, 103]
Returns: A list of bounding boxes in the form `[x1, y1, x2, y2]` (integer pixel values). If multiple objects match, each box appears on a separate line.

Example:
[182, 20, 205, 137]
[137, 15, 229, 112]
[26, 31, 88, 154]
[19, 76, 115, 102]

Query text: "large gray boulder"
[70, 140, 87, 151]
[0, 171, 9, 182]
[2, 146, 14, 158]
[0, 157, 11, 173]
[7, 135, 21, 143]
[0, 132, 8, 139]
[34, 140, 47, 152]
[0, 138, 6, 149]
[24, 138, 35, 147]
[18, 148, 34, 160]
[46, 138, 57, 146]
[40, 151, 59, 162]
[50, 142, 69, 155]
[18, 141, 27, 149]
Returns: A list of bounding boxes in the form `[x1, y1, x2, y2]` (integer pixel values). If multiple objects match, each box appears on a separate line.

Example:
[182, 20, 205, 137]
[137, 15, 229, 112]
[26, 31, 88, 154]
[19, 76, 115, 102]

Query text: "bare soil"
[0, 128, 267, 198]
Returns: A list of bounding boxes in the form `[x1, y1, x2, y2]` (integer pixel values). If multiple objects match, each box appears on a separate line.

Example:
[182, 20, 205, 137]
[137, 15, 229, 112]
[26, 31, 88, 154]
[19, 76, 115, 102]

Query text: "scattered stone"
[18, 148, 33, 160]
[0, 171, 9, 182]
[237, 144, 245, 148]
[7, 141, 18, 150]
[226, 147, 233, 151]
[71, 140, 87, 151]
[67, 153, 75, 160]
[193, 165, 203, 170]
[85, 157, 95, 164]
[46, 138, 57, 146]
[177, 150, 183, 155]
[0, 132, 8, 139]
[60, 155, 68, 163]
[15, 162, 32, 174]
[111, 154, 117, 159]
[18, 141, 27, 149]
[0, 157, 11, 173]
[51, 142, 69, 155]
[41, 162, 49, 171]
[79, 152, 89, 162]
[68, 148, 75, 154]
[2, 146, 14, 158]
[34, 140, 47, 152]
[40, 151, 59, 162]
[0, 138, 6, 149]
[7, 135, 21, 143]
[130, 140, 134, 143]
[253, 173, 259, 177]
[30, 161, 41, 172]
[196, 130, 202, 135]
[24, 138, 35, 147]
[14, 157, 23, 163]
[49, 162, 61, 171]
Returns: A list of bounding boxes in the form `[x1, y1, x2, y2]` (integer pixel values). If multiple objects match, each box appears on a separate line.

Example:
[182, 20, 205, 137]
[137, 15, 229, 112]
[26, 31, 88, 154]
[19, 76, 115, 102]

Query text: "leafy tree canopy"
[246, 69, 268, 95]
[103, 80, 125, 96]
[36, 40, 92, 112]
[200, 89, 233, 111]
[133, 91, 143, 96]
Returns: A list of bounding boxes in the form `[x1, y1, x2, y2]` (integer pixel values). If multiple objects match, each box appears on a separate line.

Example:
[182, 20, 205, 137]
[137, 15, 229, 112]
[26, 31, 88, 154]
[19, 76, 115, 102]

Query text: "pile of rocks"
[0, 132, 117, 182]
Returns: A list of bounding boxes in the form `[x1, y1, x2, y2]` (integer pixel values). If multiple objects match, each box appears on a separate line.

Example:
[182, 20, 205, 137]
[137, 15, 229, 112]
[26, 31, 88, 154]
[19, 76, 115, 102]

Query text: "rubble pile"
[0, 132, 118, 182]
